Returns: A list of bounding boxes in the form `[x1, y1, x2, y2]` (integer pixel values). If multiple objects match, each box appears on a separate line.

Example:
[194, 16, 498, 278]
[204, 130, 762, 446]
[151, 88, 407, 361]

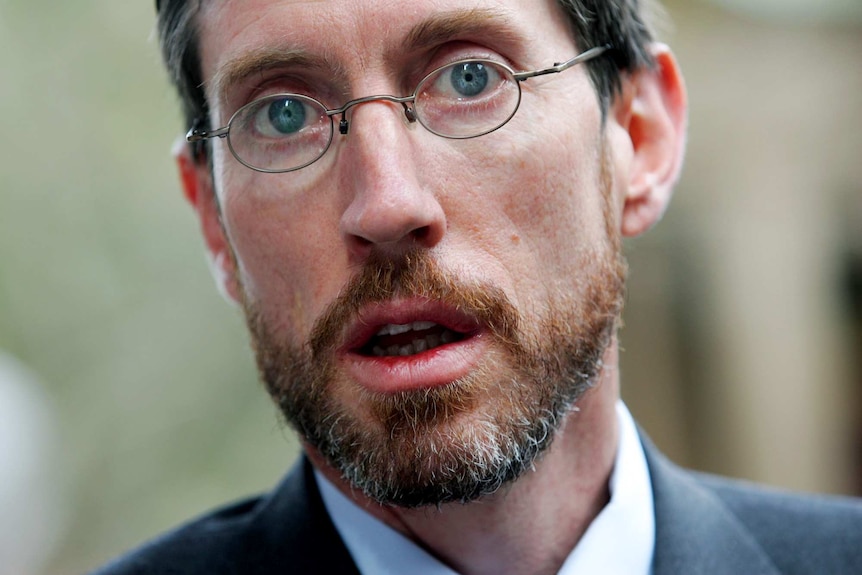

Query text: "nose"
[338, 101, 446, 259]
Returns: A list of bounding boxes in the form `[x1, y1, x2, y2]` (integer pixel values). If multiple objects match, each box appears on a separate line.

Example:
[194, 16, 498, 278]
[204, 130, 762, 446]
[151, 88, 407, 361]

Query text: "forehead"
[196, 0, 575, 99]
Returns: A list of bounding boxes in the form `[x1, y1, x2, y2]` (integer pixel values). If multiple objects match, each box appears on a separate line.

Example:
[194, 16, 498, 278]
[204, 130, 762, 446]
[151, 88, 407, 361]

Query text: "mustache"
[308, 250, 521, 359]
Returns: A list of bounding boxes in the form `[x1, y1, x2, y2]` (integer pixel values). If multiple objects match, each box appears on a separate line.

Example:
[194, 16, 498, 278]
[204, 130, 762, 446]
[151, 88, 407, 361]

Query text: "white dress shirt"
[316, 401, 655, 575]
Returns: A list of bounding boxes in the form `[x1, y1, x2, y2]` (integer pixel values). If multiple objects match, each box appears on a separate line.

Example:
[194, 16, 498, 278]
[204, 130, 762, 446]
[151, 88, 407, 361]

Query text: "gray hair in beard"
[244, 245, 625, 508]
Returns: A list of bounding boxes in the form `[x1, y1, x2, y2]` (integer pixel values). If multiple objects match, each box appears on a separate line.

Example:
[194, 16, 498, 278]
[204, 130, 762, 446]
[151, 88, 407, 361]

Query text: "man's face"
[194, 0, 630, 506]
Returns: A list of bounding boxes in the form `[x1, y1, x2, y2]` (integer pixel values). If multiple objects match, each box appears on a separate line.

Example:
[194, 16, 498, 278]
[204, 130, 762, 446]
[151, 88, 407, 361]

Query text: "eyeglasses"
[187, 46, 609, 173]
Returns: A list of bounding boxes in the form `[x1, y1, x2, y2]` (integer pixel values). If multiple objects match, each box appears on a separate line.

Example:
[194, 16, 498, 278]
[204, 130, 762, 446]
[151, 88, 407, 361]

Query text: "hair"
[156, 0, 660, 159]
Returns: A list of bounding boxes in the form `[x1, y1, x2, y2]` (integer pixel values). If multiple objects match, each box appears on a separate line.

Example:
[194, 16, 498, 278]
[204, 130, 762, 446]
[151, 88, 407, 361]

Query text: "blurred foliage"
[1, 0, 860, 573]
[0, 1, 298, 573]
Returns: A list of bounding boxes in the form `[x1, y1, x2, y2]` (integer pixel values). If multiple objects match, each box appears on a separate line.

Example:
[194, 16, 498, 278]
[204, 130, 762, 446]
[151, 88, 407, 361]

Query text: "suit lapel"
[251, 456, 361, 574]
[641, 436, 781, 575]
[259, 439, 784, 574]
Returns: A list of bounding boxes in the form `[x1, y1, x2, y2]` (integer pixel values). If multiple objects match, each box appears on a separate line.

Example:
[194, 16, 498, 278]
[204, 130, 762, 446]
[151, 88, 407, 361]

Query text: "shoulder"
[90, 495, 269, 575]
[693, 471, 862, 573]
[89, 457, 357, 575]
[642, 434, 862, 574]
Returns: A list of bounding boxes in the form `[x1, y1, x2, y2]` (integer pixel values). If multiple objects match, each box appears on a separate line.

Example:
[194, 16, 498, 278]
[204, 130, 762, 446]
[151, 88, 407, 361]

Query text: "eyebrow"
[210, 8, 526, 108]
[211, 49, 344, 109]
[396, 8, 525, 57]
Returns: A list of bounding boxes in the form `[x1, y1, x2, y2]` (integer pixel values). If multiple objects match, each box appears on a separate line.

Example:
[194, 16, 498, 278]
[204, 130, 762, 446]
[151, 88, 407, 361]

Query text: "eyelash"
[417, 44, 510, 82]
[233, 46, 512, 110]
[244, 76, 322, 105]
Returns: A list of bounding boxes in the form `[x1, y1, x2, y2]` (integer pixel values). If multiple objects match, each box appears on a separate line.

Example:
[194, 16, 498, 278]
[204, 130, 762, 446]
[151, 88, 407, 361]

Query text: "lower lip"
[340, 332, 488, 394]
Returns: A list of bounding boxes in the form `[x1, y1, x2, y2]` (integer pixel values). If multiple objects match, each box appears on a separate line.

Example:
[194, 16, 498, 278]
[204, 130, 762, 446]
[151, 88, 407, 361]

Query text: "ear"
[614, 44, 687, 237]
[173, 138, 242, 305]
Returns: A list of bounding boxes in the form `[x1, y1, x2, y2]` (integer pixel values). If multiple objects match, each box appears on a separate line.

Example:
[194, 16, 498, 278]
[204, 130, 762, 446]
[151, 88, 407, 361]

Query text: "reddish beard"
[239, 139, 625, 507]
[243, 244, 625, 507]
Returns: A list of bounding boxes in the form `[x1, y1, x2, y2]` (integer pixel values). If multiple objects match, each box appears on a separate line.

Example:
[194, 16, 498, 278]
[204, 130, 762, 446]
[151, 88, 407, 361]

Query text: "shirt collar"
[316, 401, 654, 575]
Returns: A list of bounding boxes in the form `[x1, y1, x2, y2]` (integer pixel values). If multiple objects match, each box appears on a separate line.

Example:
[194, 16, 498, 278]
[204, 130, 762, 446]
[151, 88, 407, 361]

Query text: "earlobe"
[616, 44, 688, 238]
[173, 138, 242, 305]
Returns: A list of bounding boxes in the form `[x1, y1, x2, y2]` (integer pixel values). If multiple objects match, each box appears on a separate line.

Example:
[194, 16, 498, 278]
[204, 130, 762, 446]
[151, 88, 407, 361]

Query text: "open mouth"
[358, 321, 468, 357]
[340, 301, 488, 392]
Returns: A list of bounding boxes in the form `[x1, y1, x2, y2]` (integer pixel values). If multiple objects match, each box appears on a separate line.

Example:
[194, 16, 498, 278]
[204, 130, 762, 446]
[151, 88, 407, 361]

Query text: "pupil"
[450, 62, 488, 97]
[268, 98, 306, 134]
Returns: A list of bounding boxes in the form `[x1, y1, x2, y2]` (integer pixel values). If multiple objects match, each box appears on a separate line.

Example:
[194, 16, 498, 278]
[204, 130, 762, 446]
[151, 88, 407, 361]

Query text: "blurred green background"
[0, 2, 296, 573]
[0, 1, 860, 573]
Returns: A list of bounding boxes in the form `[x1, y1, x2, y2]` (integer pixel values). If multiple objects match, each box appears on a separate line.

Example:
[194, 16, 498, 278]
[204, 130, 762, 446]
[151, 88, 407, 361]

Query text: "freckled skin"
[197, 0, 615, 350]
[182, 0, 688, 572]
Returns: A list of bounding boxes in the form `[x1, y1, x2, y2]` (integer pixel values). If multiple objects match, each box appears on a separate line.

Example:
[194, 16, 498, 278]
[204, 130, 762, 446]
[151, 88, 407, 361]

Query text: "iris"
[449, 62, 489, 97]
[267, 97, 307, 135]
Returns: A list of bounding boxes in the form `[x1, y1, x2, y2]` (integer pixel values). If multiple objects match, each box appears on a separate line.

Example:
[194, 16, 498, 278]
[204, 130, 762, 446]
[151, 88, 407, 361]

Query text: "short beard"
[243, 153, 625, 509]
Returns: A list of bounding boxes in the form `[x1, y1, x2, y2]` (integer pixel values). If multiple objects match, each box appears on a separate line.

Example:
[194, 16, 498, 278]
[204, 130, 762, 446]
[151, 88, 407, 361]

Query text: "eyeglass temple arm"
[513, 45, 610, 82]
[187, 126, 229, 143]
[185, 46, 610, 142]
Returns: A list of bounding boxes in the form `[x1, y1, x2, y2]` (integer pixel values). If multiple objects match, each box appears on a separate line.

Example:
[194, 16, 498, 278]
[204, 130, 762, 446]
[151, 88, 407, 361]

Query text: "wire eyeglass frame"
[186, 45, 610, 173]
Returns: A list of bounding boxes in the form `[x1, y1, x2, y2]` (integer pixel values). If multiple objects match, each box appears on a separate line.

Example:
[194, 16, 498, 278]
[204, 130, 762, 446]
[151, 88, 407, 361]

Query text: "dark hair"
[556, 0, 658, 110]
[156, 0, 659, 158]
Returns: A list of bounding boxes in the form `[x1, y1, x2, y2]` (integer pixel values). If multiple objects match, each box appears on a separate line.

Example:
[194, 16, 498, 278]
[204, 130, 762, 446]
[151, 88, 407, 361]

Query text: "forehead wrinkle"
[389, 7, 527, 62]
[210, 46, 348, 108]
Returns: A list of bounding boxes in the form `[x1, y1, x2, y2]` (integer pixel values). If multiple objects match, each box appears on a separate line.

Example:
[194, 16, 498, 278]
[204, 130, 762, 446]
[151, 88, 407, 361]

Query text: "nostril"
[412, 220, 446, 249]
[351, 235, 373, 249]
[411, 226, 431, 242]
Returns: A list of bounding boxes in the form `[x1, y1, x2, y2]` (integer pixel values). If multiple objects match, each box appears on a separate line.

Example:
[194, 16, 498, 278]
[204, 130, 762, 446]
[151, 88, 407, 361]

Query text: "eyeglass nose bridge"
[327, 94, 418, 135]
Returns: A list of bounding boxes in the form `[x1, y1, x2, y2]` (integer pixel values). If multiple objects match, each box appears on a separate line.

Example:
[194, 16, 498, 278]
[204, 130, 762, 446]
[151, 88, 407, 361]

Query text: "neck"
[309, 347, 621, 575]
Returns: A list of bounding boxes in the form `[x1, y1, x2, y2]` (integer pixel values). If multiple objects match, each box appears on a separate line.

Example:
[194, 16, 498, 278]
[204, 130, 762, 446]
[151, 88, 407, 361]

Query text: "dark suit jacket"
[93, 436, 862, 574]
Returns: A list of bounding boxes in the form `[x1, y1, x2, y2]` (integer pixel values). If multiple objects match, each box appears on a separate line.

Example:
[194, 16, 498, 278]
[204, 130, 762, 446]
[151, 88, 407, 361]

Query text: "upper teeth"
[371, 330, 459, 357]
[375, 321, 437, 337]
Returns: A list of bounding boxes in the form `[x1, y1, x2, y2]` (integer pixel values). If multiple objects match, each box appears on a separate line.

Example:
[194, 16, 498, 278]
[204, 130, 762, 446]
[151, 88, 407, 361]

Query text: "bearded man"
[94, 0, 862, 573]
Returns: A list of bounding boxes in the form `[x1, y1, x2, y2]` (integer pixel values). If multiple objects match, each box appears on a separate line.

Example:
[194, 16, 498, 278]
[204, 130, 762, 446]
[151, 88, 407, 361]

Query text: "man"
[95, 0, 862, 573]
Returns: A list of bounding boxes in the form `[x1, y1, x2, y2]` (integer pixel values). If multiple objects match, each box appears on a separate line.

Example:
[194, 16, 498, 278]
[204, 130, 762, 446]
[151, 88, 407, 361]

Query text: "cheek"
[515, 109, 610, 256]
[218, 171, 347, 341]
[445, 119, 610, 294]
[513, 166, 611, 305]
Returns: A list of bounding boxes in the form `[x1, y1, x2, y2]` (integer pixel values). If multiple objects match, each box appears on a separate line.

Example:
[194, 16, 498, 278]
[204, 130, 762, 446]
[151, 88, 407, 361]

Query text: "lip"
[338, 298, 489, 394]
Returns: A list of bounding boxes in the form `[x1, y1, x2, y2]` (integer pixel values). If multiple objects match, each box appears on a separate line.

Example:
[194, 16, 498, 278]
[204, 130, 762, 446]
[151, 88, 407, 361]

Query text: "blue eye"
[266, 97, 308, 134]
[228, 93, 334, 172]
[247, 96, 311, 138]
[449, 62, 489, 97]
